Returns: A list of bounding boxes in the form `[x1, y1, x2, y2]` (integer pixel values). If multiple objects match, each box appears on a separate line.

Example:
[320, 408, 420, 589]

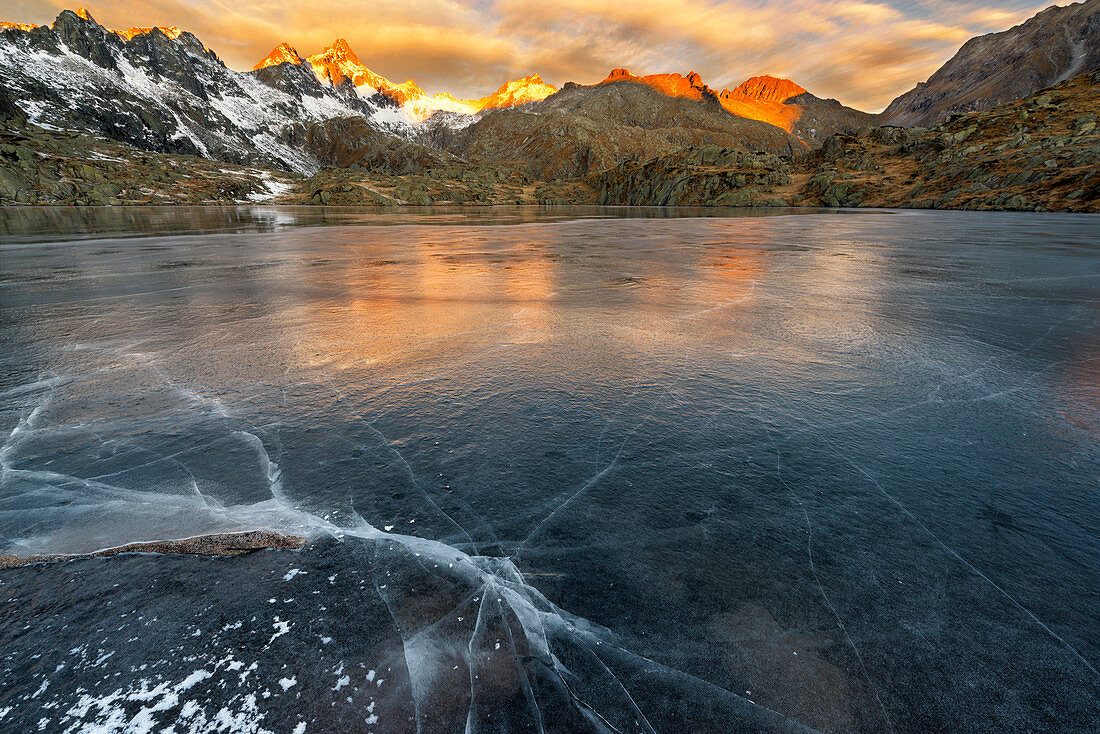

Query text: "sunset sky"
[5, 1, 1057, 110]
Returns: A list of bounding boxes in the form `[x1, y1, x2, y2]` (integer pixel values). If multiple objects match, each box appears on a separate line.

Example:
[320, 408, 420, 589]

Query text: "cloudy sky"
[6, 1, 1058, 110]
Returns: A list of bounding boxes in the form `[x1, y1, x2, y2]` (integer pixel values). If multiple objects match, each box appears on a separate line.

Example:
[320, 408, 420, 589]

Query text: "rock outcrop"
[0, 122, 300, 205]
[0, 531, 306, 569]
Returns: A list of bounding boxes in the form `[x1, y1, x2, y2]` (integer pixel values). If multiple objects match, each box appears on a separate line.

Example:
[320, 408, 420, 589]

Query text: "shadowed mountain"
[443, 78, 804, 179]
[880, 0, 1100, 126]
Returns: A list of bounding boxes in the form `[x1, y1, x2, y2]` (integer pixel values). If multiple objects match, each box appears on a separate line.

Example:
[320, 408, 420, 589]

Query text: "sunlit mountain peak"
[252, 38, 555, 123]
[725, 75, 808, 102]
[253, 42, 304, 71]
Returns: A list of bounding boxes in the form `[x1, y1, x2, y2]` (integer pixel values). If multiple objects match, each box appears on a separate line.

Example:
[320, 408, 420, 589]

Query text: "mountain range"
[254, 40, 558, 122]
[1, 2, 1098, 209]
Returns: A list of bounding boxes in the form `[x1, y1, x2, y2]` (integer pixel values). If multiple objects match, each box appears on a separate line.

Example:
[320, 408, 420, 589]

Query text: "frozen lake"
[1, 206, 1097, 733]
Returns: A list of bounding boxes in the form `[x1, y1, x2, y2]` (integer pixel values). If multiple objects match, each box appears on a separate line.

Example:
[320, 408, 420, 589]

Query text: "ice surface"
[0, 208, 1097, 732]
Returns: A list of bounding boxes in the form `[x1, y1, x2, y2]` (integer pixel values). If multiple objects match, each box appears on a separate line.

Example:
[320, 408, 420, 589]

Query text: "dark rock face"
[50, 8, 118, 71]
[594, 146, 793, 206]
[785, 94, 875, 146]
[0, 10, 395, 172]
[304, 116, 456, 173]
[880, 0, 1100, 127]
[0, 85, 26, 123]
[123, 28, 217, 100]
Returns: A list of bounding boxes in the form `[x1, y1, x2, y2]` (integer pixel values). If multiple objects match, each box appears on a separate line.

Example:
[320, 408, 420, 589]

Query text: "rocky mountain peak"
[0, 7, 391, 174]
[307, 39, 372, 87]
[476, 74, 557, 109]
[254, 42, 304, 71]
[117, 26, 185, 41]
[329, 38, 357, 59]
[48, 8, 121, 71]
[589, 67, 864, 142]
[598, 69, 716, 102]
[250, 40, 557, 121]
[725, 75, 808, 103]
[41, 8, 195, 48]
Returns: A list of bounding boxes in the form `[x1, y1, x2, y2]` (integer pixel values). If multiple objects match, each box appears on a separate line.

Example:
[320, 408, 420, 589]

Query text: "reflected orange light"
[283, 233, 560, 377]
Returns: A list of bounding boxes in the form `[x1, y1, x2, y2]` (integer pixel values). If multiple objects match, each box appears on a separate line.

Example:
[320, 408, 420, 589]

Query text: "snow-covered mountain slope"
[0, 8, 406, 173]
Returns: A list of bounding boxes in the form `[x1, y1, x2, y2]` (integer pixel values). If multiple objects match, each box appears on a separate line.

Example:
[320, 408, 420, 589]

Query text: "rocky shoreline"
[0, 530, 307, 569]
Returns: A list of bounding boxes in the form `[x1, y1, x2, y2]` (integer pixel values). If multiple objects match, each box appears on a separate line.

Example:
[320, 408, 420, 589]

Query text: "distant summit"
[725, 75, 807, 103]
[477, 74, 556, 110]
[599, 69, 714, 102]
[253, 42, 303, 71]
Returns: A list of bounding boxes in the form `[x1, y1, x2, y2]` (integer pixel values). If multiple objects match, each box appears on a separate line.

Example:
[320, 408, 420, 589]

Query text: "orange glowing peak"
[0, 21, 38, 31]
[716, 76, 808, 132]
[725, 75, 808, 103]
[400, 75, 555, 121]
[253, 42, 304, 71]
[598, 67, 812, 134]
[306, 39, 427, 104]
[115, 26, 185, 41]
[475, 74, 556, 109]
[600, 68, 713, 101]
[252, 38, 555, 121]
